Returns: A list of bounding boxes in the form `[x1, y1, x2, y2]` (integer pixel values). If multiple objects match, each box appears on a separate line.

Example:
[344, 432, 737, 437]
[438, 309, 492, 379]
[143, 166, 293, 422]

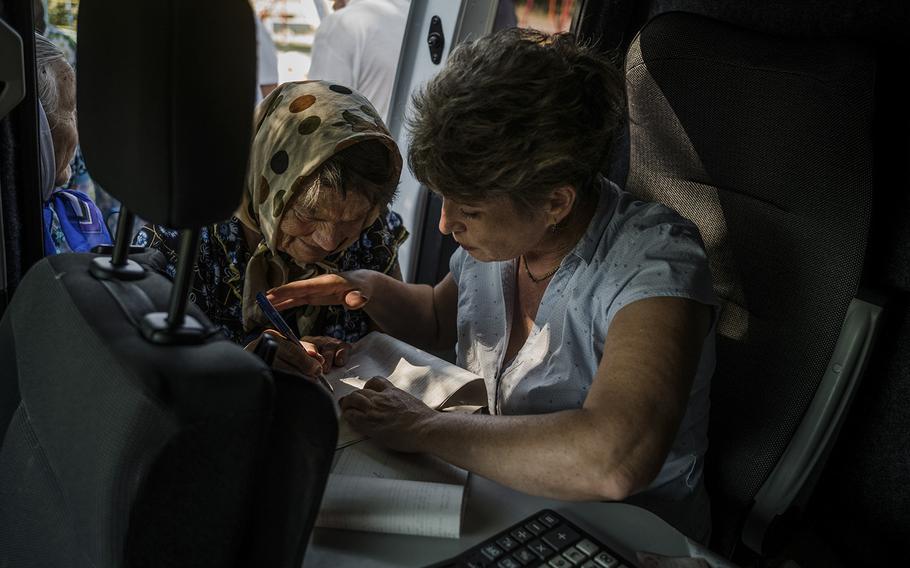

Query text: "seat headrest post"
[110, 209, 137, 267]
[89, 206, 145, 281]
[139, 228, 208, 345]
[167, 229, 200, 330]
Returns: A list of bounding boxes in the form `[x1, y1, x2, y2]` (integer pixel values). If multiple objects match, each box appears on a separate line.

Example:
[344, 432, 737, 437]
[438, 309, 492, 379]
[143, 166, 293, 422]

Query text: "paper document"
[315, 440, 470, 538]
[324, 332, 486, 448]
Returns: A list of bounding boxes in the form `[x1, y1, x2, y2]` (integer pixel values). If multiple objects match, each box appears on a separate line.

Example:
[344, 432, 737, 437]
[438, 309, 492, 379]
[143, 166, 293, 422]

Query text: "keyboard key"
[563, 547, 588, 565]
[525, 520, 546, 535]
[511, 548, 537, 565]
[575, 539, 599, 556]
[541, 525, 581, 551]
[464, 553, 491, 568]
[548, 557, 572, 568]
[481, 544, 504, 561]
[526, 539, 554, 559]
[511, 527, 533, 543]
[580, 562, 598, 568]
[496, 535, 519, 551]
[539, 512, 561, 527]
[593, 551, 618, 567]
[497, 557, 522, 568]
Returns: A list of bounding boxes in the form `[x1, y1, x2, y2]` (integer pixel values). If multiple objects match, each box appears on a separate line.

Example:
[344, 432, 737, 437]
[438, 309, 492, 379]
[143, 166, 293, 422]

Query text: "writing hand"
[245, 328, 324, 376]
[300, 335, 351, 371]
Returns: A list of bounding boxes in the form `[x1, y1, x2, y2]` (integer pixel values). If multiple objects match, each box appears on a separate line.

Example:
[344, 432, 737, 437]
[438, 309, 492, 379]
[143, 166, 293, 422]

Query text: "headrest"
[76, 0, 257, 229]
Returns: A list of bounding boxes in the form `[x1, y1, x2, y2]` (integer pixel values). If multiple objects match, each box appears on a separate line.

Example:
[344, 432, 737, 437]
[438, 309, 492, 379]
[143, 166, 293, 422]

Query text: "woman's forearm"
[413, 409, 643, 501]
[355, 270, 447, 350]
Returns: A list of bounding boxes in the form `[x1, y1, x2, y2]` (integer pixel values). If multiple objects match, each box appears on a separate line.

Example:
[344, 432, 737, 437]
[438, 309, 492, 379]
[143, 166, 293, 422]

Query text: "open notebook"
[324, 332, 486, 448]
[315, 440, 470, 538]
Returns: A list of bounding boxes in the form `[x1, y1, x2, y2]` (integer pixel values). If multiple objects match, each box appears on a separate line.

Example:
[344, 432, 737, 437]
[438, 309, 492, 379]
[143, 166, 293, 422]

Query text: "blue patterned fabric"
[134, 210, 407, 344]
[42, 189, 113, 255]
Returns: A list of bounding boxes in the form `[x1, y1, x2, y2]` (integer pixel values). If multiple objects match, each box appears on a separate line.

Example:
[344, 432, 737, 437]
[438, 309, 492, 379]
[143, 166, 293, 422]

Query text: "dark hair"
[407, 28, 625, 212]
[298, 139, 398, 210]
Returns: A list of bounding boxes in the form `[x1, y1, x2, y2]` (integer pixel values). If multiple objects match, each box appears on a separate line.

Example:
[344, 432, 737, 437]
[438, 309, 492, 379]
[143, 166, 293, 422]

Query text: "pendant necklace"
[521, 255, 560, 283]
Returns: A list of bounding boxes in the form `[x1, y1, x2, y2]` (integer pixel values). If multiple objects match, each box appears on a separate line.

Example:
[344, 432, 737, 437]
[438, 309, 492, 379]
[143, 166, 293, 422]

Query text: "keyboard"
[426, 508, 634, 568]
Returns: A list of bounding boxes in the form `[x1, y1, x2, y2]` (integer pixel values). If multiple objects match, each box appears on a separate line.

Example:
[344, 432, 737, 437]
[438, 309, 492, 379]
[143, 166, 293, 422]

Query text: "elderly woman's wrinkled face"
[50, 60, 78, 186]
[438, 195, 550, 262]
[278, 187, 377, 264]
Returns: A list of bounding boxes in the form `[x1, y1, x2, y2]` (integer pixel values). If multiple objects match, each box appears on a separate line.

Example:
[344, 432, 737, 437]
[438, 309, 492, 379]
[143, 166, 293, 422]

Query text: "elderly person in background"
[35, 33, 113, 255]
[135, 81, 407, 375]
[266, 29, 717, 541]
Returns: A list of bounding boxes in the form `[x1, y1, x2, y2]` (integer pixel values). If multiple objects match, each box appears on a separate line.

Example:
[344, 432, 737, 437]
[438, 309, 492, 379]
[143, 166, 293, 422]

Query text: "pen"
[255, 291, 334, 393]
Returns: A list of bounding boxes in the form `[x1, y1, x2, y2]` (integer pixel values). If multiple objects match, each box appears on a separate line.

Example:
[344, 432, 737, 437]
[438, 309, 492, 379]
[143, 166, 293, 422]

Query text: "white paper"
[333, 440, 468, 486]
[315, 474, 466, 538]
[325, 332, 485, 448]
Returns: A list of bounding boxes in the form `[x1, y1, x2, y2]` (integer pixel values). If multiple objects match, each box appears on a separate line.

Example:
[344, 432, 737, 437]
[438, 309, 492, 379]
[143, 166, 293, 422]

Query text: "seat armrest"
[743, 297, 883, 553]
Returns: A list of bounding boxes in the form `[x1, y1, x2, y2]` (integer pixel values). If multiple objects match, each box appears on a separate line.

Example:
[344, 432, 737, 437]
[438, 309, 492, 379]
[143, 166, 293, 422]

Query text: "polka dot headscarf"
[236, 80, 402, 334]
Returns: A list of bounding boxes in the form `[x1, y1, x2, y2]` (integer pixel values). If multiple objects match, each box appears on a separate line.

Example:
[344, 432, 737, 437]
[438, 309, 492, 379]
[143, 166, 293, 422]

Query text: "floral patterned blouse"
[134, 210, 407, 344]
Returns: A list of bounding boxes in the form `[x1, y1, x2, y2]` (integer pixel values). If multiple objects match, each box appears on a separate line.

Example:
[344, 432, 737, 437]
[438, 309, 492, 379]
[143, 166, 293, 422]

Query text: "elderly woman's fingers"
[301, 335, 352, 368]
[299, 340, 327, 371]
[274, 343, 324, 376]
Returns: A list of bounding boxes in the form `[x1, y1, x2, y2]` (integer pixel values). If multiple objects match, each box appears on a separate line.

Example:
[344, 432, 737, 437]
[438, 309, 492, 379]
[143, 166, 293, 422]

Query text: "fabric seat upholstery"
[624, 11, 875, 552]
[0, 1, 338, 566]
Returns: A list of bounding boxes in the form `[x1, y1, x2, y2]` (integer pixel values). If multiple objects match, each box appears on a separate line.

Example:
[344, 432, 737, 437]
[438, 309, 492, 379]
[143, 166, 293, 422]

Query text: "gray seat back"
[624, 11, 875, 552]
[0, 1, 338, 566]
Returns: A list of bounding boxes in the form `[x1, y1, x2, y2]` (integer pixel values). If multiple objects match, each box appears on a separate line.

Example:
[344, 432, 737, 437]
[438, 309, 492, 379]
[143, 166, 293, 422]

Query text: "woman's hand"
[339, 376, 436, 453]
[300, 335, 351, 371]
[245, 329, 325, 376]
[266, 270, 376, 311]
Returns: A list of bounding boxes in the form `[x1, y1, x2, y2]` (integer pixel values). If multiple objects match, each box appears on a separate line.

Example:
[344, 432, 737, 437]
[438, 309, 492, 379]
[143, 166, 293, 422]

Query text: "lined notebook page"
[316, 440, 470, 538]
[315, 474, 466, 538]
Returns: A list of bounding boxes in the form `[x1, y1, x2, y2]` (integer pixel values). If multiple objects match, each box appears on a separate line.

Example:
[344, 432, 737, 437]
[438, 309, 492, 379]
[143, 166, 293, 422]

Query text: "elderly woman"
[35, 33, 113, 255]
[135, 81, 406, 374]
[265, 30, 717, 539]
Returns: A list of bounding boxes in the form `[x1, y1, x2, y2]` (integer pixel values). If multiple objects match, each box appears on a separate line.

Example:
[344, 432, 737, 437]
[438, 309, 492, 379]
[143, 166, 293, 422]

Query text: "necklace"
[521, 255, 560, 283]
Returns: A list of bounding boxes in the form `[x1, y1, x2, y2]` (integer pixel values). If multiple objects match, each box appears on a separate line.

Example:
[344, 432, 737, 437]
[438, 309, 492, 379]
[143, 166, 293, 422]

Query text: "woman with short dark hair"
[136, 81, 407, 375]
[267, 29, 717, 540]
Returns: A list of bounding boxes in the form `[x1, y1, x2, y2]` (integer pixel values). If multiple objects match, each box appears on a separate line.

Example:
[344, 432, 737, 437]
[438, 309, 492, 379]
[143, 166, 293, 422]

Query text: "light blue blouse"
[450, 177, 718, 536]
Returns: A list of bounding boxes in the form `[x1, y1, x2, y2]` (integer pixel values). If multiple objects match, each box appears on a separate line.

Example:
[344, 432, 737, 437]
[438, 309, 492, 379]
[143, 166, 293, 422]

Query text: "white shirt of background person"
[255, 16, 280, 104]
[307, 0, 410, 122]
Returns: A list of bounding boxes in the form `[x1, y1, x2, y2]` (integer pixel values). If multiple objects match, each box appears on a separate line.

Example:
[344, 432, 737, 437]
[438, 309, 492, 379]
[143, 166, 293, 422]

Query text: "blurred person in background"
[33, 0, 123, 236]
[307, 0, 410, 122]
[35, 33, 112, 255]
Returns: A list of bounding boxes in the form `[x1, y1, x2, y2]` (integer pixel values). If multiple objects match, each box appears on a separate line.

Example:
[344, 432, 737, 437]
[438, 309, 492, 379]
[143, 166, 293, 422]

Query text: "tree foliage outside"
[48, 0, 79, 31]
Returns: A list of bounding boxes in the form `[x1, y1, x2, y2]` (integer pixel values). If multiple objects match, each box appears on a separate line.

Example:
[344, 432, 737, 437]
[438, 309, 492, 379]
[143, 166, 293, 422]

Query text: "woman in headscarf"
[135, 81, 406, 373]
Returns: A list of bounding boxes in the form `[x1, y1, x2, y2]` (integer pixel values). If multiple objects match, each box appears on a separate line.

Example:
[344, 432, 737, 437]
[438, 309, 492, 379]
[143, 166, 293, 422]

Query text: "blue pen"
[255, 291, 334, 393]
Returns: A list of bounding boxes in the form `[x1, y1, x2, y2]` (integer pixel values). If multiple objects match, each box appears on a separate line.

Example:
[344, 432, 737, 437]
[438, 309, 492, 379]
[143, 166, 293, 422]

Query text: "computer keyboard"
[426, 508, 634, 568]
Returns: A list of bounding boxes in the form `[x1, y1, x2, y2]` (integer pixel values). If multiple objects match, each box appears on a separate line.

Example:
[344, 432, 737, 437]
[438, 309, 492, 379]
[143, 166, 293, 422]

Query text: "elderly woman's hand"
[245, 329, 325, 377]
[300, 335, 351, 371]
[340, 376, 436, 453]
[266, 270, 376, 311]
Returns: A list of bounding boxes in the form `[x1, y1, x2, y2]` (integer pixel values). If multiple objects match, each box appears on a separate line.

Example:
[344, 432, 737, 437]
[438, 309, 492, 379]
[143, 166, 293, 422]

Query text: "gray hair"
[292, 139, 399, 213]
[34, 32, 68, 123]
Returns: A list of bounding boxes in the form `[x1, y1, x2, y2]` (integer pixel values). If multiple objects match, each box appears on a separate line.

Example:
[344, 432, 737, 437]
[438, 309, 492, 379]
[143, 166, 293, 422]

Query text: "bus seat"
[0, 1, 337, 567]
[624, 11, 880, 556]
